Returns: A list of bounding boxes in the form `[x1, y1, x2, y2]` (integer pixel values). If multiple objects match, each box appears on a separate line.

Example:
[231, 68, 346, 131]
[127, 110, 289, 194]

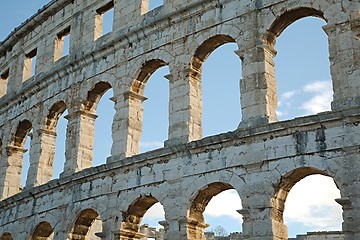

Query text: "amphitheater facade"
[0, 0, 359, 239]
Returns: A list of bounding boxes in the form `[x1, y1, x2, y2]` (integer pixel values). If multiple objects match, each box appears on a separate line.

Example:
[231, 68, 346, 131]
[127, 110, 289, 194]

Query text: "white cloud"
[277, 91, 297, 118]
[300, 81, 333, 114]
[141, 202, 165, 230]
[204, 189, 243, 223]
[143, 202, 165, 219]
[281, 91, 296, 100]
[284, 175, 343, 231]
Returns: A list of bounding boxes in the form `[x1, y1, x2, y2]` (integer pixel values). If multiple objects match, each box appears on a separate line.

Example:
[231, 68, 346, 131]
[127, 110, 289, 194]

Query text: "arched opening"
[53, 109, 67, 179]
[82, 81, 114, 166]
[46, 101, 67, 180]
[131, 59, 169, 153]
[268, 8, 332, 120]
[0, 233, 13, 240]
[189, 182, 243, 239]
[190, 35, 241, 137]
[139, 202, 165, 239]
[13, 120, 32, 188]
[21, 132, 31, 188]
[273, 167, 342, 239]
[141, 65, 169, 153]
[70, 209, 103, 239]
[203, 189, 243, 238]
[121, 195, 165, 239]
[32, 221, 54, 240]
[93, 88, 115, 166]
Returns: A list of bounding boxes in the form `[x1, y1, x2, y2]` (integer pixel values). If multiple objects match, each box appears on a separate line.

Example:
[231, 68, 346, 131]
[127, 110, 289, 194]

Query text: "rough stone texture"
[0, 0, 359, 239]
[289, 232, 344, 240]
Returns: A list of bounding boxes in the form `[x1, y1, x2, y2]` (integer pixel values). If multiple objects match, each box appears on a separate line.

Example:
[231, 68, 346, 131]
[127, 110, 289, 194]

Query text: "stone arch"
[180, 170, 246, 239]
[187, 181, 242, 239]
[60, 80, 114, 174]
[120, 58, 170, 155]
[131, 59, 168, 95]
[266, 7, 326, 46]
[82, 81, 113, 112]
[0, 119, 33, 197]
[189, 182, 233, 223]
[69, 208, 102, 239]
[120, 194, 163, 239]
[183, 170, 246, 201]
[190, 34, 237, 80]
[13, 119, 32, 147]
[20, 100, 69, 187]
[263, 7, 332, 121]
[31, 221, 54, 239]
[272, 166, 340, 238]
[0, 233, 13, 240]
[185, 34, 241, 137]
[45, 101, 67, 131]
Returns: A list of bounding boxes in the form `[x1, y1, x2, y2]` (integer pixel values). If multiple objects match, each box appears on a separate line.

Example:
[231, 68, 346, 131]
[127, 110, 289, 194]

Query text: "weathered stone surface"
[0, 0, 359, 239]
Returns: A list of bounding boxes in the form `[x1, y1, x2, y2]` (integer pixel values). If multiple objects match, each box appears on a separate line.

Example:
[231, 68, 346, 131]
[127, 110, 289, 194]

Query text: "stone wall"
[0, 0, 359, 239]
[289, 231, 344, 240]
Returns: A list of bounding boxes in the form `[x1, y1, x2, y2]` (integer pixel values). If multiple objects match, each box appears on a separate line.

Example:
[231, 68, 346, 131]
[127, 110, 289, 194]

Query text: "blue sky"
[0, 0, 342, 238]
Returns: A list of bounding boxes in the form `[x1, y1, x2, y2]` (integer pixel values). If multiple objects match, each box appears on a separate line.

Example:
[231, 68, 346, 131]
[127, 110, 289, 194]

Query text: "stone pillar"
[61, 110, 97, 177]
[0, 146, 27, 199]
[25, 129, 56, 188]
[8, 51, 25, 90]
[324, 19, 360, 111]
[69, 8, 86, 60]
[337, 185, 360, 239]
[240, 207, 284, 240]
[159, 218, 201, 240]
[114, 0, 148, 31]
[108, 91, 146, 161]
[240, 186, 286, 240]
[36, 34, 51, 74]
[5, 58, 20, 95]
[161, 195, 198, 240]
[166, 65, 202, 146]
[236, 43, 278, 128]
